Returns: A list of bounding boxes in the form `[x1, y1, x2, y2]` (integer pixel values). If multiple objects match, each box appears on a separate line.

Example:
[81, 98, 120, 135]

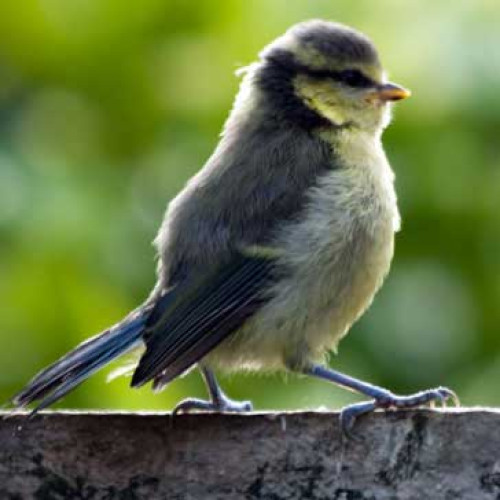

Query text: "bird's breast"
[206, 132, 400, 371]
[247, 135, 399, 366]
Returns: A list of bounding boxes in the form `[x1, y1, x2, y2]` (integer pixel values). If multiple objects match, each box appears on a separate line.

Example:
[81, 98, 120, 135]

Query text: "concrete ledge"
[1, 409, 500, 499]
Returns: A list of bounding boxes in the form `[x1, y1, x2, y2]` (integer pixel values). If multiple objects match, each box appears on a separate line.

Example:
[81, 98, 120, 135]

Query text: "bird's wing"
[131, 250, 276, 388]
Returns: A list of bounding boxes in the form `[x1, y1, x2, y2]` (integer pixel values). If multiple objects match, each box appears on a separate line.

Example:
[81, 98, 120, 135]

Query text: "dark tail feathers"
[12, 308, 148, 413]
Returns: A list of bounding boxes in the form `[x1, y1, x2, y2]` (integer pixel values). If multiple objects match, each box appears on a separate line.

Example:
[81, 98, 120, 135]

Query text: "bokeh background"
[1, 0, 499, 412]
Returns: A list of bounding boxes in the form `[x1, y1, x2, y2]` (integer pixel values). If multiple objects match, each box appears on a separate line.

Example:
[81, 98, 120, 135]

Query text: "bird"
[11, 19, 457, 433]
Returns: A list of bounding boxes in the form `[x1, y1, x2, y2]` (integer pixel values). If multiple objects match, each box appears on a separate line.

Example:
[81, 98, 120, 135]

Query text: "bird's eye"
[336, 69, 372, 88]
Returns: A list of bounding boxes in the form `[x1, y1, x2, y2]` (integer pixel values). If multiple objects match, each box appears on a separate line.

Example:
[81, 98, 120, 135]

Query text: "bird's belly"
[207, 213, 395, 372]
[206, 151, 400, 372]
[206, 132, 400, 372]
[317, 221, 395, 348]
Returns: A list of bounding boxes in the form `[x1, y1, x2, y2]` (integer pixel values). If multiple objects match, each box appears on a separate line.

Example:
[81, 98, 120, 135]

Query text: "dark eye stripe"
[264, 51, 375, 89]
[335, 69, 374, 88]
[304, 68, 374, 88]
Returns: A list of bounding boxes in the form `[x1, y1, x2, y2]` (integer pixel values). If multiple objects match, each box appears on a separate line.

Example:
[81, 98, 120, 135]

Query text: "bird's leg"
[303, 364, 458, 435]
[172, 366, 253, 415]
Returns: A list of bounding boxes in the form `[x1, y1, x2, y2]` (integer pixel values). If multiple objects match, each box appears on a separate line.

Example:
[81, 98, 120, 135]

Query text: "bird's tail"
[11, 307, 149, 413]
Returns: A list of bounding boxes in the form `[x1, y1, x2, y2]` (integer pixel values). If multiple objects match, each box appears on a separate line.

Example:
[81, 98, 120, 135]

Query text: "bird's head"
[253, 20, 410, 134]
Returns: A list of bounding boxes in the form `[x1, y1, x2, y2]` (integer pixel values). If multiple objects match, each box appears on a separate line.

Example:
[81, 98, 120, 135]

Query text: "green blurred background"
[1, 0, 499, 412]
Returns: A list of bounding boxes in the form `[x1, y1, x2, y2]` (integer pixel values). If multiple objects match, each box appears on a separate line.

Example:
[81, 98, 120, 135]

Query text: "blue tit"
[11, 20, 457, 433]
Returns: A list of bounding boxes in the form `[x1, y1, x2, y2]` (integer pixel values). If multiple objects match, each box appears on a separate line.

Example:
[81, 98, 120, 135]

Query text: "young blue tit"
[12, 19, 457, 433]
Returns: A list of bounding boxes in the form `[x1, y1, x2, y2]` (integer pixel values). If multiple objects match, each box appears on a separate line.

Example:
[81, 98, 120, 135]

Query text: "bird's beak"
[365, 82, 411, 103]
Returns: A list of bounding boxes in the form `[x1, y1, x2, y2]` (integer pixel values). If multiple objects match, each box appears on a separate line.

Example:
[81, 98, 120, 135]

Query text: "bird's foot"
[340, 386, 459, 438]
[172, 395, 253, 415]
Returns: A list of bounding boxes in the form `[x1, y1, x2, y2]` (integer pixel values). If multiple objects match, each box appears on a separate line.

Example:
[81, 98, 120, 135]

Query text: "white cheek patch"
[304, 96, 348, 126]
[293, 77, 348, 127]
[293, 75, 392, 132]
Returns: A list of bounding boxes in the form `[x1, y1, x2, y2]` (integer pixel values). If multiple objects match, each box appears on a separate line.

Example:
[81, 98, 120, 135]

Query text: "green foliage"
[1, 1, 499, 410]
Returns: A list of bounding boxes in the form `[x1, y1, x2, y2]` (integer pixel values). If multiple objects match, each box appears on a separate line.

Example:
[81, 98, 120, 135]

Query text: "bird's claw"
[339, 386, 459, 438]
[173, 397, 253, 415]
[340, 401, 376, 441]
[434, 387, 460, 407]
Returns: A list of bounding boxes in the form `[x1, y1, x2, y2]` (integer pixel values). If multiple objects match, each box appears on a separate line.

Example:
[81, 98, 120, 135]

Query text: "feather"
[131, 253, 275, 388]
[12, 308, 148, 413]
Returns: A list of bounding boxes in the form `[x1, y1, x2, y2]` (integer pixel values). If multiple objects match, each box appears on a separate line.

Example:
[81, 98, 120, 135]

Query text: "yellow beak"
[366, 82, 411, 103]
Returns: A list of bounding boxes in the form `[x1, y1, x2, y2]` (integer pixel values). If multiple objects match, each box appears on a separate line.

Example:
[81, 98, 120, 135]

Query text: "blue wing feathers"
[12, 310, 147, 412]
[131, 254, 275, 387]
[12, 252, 275, 411]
